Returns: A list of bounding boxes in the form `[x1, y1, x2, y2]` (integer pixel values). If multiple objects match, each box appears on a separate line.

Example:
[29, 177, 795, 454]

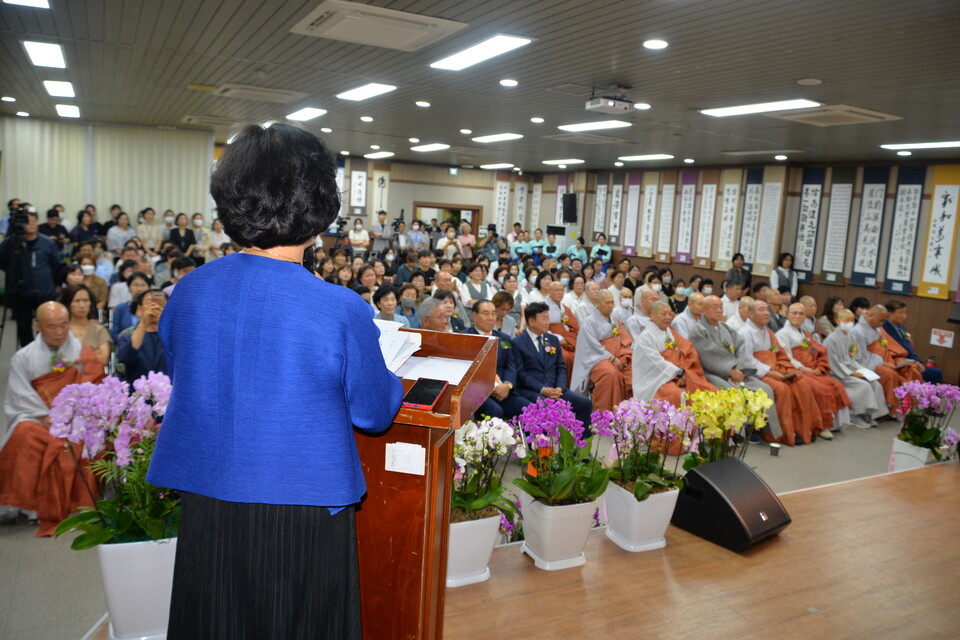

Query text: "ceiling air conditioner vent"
[182, 115, 237, 128]
[212, 84, 307, 103]
[766, 104, 902, 127]
[291, 0, 466, 51]
[545, 132, 634, 145]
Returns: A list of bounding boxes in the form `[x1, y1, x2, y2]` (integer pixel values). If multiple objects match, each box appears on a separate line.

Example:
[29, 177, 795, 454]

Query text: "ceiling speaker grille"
[212, 84, 307, 103]
[766, 104, 902, 127]
[545, 132, 633, 145]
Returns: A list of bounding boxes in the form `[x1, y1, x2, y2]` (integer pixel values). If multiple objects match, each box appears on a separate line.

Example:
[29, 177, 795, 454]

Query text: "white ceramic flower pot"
[604, 482, 679, 553]
[518, 490, 599, 571]
[97, 537, 177, 640]
[446, 514, 501, 588]
[890, 438, 936, 472]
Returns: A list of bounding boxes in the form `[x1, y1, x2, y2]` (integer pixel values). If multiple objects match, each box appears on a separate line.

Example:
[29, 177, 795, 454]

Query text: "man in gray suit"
[688, 296, 783, 440]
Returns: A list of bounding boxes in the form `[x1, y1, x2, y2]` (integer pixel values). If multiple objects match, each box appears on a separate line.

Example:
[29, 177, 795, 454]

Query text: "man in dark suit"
[462, 300, 531, 419]
[511, 302, 593, 428]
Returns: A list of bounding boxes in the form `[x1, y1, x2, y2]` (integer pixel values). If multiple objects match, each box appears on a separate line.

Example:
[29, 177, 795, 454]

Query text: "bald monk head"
[687, 292, 705, 318]
[548, 281, 565, 304]
[763, 288, 781, 312]
[651, 301, 673, 330]
[35, 301, 70, 350]
[585, 280, 599, 303]
[737, 296, 754, 321]
[865, 304, 888, 328]
[638, 287, 659, 316]
[747, 299, 771, 327]
[799, 295, 817, 319]
[702, 295, 724, 326]
[787, 302, 806, 329]
[596, 289, 615, 319]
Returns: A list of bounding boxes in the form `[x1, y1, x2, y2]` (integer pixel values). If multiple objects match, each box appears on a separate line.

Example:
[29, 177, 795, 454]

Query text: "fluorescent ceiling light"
[480, 163, 514, 170]
[617, 153, 674, 161]
[896, 151, 912, 156]
[360, 116, 373, 122]
[558, 120, 631, 132]
[55, 104, 80, 118]
[499, 79, 518, 87]
[4, 0, 50, 7]
[459, 128, 472, 134]
[16, 111, 29, 117]
[543, 159, 584, 165]
[683, 158, 695, 164]
[530, 116, 544, 123]
[415, 100, 431, 107]
[774, 155, 788, 161]
[340, 150, 350, 156]
[700, 98, 820, 117]
[430, 34, 532, 71]
[472, 133, 523, 143]
[880, 141, 960, 150]
[336, 83, 396, 101]
[370, 145, 380, 150]
[286, 107, 326, 121]
[1, 96, 15, 102]
[411, 143, 450, 152]
[408, 137, 420, 143]
[558, 165, 567, 169]
[364, 151, 394, 159]
[634, 102, 651, 110]
[23, 41, 65, 68]
[320, 127, 332, 133]
[614, 161, 624, 167]
[43, 80, 75, 97]
[643, 39, 668, 49]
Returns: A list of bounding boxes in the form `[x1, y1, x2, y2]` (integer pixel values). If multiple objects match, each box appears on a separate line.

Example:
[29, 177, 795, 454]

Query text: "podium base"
[446, 567, 491, 588]
[604, 528, 666, 553]
[521, 543, 586, 571]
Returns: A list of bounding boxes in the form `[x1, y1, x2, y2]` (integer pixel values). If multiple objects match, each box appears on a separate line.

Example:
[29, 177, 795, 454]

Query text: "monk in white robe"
[670, 292, 704, 339]
[0, 302, 105, 536]
[625, 287, 658, 339]
[823, 309, 887, 427]
[574, 281, 599, 326]
[633, 302, 717, 403]
[571, 290, 632, 412]
[725, 296, 752, 332]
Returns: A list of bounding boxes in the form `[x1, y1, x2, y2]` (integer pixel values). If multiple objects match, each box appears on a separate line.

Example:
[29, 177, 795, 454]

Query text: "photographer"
[0, 208, 63, 347]
[477, 223, 506, 262]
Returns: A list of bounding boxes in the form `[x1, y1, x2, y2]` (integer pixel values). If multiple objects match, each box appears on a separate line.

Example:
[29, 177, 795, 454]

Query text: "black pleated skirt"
[167, 492, 361, 640]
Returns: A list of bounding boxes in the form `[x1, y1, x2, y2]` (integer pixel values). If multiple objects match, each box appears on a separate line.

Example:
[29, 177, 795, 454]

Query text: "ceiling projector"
[585, 96, 634, 114]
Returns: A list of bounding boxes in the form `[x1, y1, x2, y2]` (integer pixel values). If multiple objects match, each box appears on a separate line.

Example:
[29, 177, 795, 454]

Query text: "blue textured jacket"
[147, 252, 403, 507]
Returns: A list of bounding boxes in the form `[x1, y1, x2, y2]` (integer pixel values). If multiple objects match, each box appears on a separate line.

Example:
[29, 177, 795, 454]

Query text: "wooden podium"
[354, 330, 497, 639]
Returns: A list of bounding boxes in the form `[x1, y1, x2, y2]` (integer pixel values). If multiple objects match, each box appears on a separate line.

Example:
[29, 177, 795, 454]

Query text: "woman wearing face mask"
[161, 209, 177, 241]
[59, 283, 112, 366]
[669, 278, 688, 314]
[348, 218, 370, 259]
[373, 286, 410, 328]
[169, 213, 197, 257]
[823, 308, 887, 428]
[381, 250, 398, 277]
[435, 226, 459, 260]
[699, 278, 715, 297]
[659, 267, 675, 297]
[137, 208, 164, 257]
[457, 222, 475, 260]
[110, 272, 152, 343]
[406, 220, 427, 251]
[641, 273, 668, 303]
[397, 283, 421, 329]
[77, 255, 108, 312]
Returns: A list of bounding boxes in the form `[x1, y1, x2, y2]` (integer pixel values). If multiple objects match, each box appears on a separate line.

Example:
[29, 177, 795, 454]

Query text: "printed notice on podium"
[385, 442, 426, 476]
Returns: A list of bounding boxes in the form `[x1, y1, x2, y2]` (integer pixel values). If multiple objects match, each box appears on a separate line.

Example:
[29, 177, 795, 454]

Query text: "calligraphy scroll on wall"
[554, 175, 568, 226]
[694, 169, 720, 268]
[608, 176, 624, 245]
[336, 158, 347, 219]
[883, 166, 926, 295]
[350, 168, 367, 212]
[819, 167, 856, 285]
[752, 165, 786, 278]
[713, 168, 743, 272]
[593, 175, 608, 241]
[621, 173, 643, 256]
[850, 167, 890, 288]
[655, 171, 677, 262]
[793, 168, 825, 283]
[373, 169, 390, 217]
[674, 170, 698, 264]
[637, 172, 659, 258]
[918, 165, 960, 300]
[513, 181, 528, 228]
[494, 179, 511, 235]
[530, 181, 543, 228]
[738, 168, 764, 271]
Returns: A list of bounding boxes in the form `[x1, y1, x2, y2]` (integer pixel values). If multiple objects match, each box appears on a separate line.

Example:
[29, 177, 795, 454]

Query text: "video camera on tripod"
[6, 202, 35, 238]
[390, 208, 405, 232]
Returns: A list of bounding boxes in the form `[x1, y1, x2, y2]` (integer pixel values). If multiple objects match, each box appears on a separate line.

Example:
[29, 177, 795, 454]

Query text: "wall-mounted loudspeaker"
[561, 193, 578, 224]
[671, 457, 791, 552]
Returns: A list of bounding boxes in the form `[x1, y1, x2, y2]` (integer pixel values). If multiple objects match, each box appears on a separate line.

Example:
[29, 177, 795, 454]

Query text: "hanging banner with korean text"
[882, 166, 926, 295]
[494, 179, 511, 235]
[349, 169, 367, 211]
[752, 165, 786, 278]
[373, 169, 390, 218]
[819, 167, 857, 285]
[621, 173, 643, 256]
[850, 166, 890, 288]
[738, 168, 764, 271]
[713, 168, 743, 272]
[674, 170, 698, 264]
[793, 168, 826, 283]
[694, 169, 720, 268]
[513, 181, 528, 228]
[608, 177, 624, 245]
[593, 175, 608, 240]
[637, 172, 659, 258]
[554, 175, 568, 226]
[530, 181, 543, 228]
[655, 170, 677, 262]
[918, 165, 960, 300]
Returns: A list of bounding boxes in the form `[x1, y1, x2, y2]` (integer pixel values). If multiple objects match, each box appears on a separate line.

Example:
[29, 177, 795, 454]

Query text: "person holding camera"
[477, 223, 506, 262]
[0, 208, 63, 347]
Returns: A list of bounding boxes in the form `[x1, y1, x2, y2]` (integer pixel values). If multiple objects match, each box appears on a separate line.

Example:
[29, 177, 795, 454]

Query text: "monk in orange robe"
[0, 302, 105, 536]
[546, 281, 579, 386]
[570, 291, 632, 412]
[868, 326, 923, 384]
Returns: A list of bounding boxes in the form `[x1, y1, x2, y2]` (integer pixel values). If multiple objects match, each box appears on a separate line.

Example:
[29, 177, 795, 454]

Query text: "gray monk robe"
[823, 329, 887, 420]
[688, 316, 783, 439]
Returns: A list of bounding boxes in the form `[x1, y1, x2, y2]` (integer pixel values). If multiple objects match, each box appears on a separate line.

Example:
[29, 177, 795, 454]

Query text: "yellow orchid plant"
[683, 387, 773, 470]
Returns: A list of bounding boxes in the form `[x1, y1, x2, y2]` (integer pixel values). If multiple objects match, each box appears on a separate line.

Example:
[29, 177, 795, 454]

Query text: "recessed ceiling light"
[409, 137, 420, 143]
[4, 0, 50, 7]
[797, 78, 822, 86]
[2, 96, 16, 102]
[700, 99, 821, 117]
[897, 151, 912, 156]
[16, 111, 29, 117]
[370, 144, 380, 150]
[23, 41, 66, 68]
[543, 159, 584, 165]
[614, 161, 624, 167]
[480, 163, 514, 170]
[774, 155, 788, 161]
[683, 158, 695, 164]
[460, 128, 472, 134]
[336, 83, 396, 101]
[286, 107, 326, 121]
[364, 151, 395, 159]
[320, 127, 332, 133]
[340, 150, 350, 156]
[429, 34, 532, 71]
[472, 133, 523, 143]
[634, 102, 652, 110]
[530, 116, 544, 123]
[499, 78, 518, 87]
[643, 39, 668, 50]
[411, 143, 451, 152]
[360, 116, 374, 122]
[880, 140, 960, 150]
[512, 167, 521, 171]
[415, 100, 431, 107]
[43, 80, 75, 97]
[618, 153, 674, 161]
[557, 165, 567, 169]
[55, 104, 80, 118]
[558, 120, 632, 132]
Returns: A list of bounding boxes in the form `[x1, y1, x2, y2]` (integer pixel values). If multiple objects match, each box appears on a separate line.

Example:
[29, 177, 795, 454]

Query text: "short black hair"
[373, 285, 397, 307]
[130, 289, 168, 315]
[472, 299, 494, 314]
[171, 256, 196, 272]
[732, 252, 744, 261]
[525, 301, 549, 323]
[210, 123, 340, 248]
[752, 282, 770, 294]
[885, 300, 907, 313]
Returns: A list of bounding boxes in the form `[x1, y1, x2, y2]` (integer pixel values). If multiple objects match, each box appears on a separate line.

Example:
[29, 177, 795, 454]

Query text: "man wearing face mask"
[823, 309, 887, 427]
[613, 287, 634, 325]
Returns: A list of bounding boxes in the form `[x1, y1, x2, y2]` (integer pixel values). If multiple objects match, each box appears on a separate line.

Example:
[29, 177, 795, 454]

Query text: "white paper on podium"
[395, 356, 472, 385]
[374, 319, 421, 373]
[856, 366, 881, 381]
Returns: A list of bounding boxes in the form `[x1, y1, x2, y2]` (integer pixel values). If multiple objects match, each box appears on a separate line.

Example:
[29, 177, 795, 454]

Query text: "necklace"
[241, 247, 301, 264]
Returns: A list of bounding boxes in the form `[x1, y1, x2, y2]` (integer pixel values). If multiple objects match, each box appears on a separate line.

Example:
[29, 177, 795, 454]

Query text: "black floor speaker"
[671, 457, 791, 552]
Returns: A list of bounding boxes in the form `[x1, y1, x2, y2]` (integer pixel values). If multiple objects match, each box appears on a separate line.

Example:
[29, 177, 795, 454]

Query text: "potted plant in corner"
[512, 398, 610, 570]
[890, 381, 960, 471]
[51, 373, 178, 640]
[447, 416, 521, 587]
[591, 398, 696, 552]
